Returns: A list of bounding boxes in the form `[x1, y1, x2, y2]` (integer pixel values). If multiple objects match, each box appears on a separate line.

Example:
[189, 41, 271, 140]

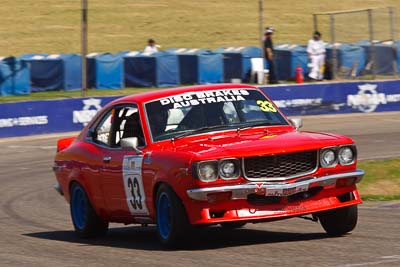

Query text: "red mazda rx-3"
[53, 84, 364, 247]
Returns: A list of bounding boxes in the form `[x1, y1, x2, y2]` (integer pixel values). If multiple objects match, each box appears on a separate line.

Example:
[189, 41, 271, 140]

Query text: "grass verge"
[1, 0, 399, 56]
[358, 158, 400, 201]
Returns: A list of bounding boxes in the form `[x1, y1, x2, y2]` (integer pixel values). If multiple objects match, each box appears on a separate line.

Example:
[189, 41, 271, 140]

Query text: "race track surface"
[0, 112, 399, 266]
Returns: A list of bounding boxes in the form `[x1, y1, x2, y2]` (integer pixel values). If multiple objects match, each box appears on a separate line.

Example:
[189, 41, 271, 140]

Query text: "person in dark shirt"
[264, 27, 278, 84]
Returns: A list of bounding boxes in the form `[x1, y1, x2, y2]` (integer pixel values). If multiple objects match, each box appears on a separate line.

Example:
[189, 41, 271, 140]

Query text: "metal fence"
[313, 7, 398, 80]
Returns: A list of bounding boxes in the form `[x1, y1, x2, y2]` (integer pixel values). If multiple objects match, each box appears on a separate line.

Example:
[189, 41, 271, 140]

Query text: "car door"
[96, 104, 150, 219]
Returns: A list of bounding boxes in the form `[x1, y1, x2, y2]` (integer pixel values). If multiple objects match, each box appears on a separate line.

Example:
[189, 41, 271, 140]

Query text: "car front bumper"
[187, 169, 364, 201]
[185, 169, 364, 225]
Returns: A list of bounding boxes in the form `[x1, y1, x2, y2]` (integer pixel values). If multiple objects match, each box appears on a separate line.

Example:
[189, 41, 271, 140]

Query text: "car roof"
[112, 83, 259, 105]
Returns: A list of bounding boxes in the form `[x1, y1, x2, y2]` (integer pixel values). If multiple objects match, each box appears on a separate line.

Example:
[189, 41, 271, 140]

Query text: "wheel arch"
[153, 181, 186, 211]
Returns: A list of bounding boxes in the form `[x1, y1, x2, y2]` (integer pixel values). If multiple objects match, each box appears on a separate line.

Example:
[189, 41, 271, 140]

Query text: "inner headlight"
[219, 159, 240, 180]
[338, 146, 356, 165]
[197, 161, 218, 182]
[320, 148, 337, 168]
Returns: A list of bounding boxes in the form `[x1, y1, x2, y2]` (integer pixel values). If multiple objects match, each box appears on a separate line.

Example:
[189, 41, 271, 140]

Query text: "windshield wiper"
[172, 125, 231, 140]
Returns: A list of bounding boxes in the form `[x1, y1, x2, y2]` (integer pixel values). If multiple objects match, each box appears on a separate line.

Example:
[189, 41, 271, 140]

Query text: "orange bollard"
[295, 66, 304, 83]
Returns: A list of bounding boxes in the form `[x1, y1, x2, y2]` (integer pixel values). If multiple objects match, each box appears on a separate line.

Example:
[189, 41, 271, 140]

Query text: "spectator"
[264, 27, 278, 84]
[307, 31, 326, 80]
[144, 38, 161, 53]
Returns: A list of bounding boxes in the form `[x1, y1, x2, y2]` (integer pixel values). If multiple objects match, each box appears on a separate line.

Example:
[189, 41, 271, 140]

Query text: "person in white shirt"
[144, 38, 160, 53]
[307, 31, 326, 80]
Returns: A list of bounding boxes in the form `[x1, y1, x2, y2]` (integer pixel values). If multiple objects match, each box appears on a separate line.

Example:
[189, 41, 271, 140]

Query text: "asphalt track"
[0, 112, 399, 267]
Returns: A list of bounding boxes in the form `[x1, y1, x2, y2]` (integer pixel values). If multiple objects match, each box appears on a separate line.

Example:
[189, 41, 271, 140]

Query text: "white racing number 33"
[123, 156, 149, 215]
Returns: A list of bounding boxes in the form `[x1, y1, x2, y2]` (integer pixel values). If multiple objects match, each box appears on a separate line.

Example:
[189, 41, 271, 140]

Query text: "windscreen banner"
[0, 80, 399, 138]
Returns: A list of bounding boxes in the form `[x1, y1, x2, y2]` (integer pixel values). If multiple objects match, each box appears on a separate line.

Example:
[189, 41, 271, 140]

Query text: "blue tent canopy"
[396, 41, 400, 74]
[274, 44, 309, 80]
[326, 43, 366, 76]
[124, 51, 180, 87]
[356, 40, 396, 75]
[168, 48, 223, 84]
[60, 54, 81, 90]
[213, 46, 261, 82]
[0, 57, 30, 96]
[19, 53, 81, 91]
[87, 53, 123, 89]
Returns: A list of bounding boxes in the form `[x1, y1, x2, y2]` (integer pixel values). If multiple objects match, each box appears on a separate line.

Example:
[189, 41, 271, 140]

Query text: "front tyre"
[70, 183, 109, 238]
[156, 184, 190, 247]
[317, 205, 358, 236]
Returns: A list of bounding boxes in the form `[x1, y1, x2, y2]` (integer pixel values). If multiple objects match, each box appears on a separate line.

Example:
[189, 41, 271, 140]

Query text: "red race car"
[53, 84, 364, 247]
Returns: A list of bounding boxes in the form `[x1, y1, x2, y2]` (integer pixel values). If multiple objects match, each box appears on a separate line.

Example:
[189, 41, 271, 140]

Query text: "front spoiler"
[187, 169, 364, 201]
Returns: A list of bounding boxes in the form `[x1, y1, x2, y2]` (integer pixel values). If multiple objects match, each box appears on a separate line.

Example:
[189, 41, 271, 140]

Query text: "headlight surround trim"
[320, 145, 357, 168]
[193, 158, 241, 182]
[195, 160, 219, 182]
[219, 158, 241, 180]
[320, 147, 338, 168]
[338, 145, 357, 165]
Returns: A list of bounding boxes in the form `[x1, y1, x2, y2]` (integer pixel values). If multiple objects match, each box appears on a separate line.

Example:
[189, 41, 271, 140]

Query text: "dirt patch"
[359, 179, 400, 196]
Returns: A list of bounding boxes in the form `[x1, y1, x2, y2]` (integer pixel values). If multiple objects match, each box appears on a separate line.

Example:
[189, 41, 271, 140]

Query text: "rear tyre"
[317, 205, 358, 236]
[70, 183, 109, 238]
[220, 221, 247, 229]
[156, 184, 190, 247]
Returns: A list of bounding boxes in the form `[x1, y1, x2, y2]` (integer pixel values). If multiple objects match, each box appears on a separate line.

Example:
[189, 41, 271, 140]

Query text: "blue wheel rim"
[71, 186, 87, 230]
[157, 192, 171, 240]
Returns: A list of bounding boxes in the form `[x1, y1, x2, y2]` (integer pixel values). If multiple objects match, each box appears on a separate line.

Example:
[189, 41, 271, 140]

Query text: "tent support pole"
[259, 0, 265, 83]
[81, 0, 88, 97]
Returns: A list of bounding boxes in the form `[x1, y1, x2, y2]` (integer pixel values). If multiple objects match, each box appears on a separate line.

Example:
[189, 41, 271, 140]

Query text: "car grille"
[243, 150, 318, 180]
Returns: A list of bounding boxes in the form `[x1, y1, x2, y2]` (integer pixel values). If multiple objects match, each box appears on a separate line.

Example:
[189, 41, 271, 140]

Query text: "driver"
[148, 108, 169, 137]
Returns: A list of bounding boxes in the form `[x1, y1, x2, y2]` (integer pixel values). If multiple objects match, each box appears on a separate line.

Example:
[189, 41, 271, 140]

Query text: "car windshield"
[145, 88, 288, 142]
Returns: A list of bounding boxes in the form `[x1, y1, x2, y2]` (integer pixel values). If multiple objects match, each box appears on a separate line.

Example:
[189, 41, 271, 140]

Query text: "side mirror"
[289, 118, 303, 130]
[121, 137, 142, 154]
[87, 128, 97, 140]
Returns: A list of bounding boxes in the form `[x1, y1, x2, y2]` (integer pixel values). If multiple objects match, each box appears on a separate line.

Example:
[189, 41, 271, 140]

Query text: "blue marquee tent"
[396, 41, 400, 74]
[87, 53, 124, 89]
[274, 44, 309, 80]
[124, 51, 180, 87]
[0, 57, 30, 96]
[326, 43, 366, 77]
[213, 46, 261, 82]
[20, 53, 81, 91]
[356, 40, 397, 75]
[168, 48, 223, 84]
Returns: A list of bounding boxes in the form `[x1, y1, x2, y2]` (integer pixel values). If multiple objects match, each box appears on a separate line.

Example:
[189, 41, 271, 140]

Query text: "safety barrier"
[261, 80, 400, 116]
[0, 80, 399, 138]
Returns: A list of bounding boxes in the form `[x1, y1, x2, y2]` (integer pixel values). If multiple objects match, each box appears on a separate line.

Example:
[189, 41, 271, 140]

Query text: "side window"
[94, 110, 113, 146]
[113, 105, 145, 147]
[92, 105, 145, 148]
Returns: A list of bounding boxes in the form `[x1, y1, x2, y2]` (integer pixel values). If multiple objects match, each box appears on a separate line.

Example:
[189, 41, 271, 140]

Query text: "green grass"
[1, 0, 399, 56]
[358, 158, 400, 200]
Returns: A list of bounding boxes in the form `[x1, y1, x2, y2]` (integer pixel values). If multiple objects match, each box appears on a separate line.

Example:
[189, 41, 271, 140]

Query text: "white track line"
[337, 255, 400, 267]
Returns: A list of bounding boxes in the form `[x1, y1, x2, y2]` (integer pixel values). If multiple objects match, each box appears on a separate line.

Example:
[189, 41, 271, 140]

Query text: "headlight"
[320, 148, 337, 168]
[338, 146, 356, 165]
[219, 159, 240, 180]
[197, 161, 218, 182]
